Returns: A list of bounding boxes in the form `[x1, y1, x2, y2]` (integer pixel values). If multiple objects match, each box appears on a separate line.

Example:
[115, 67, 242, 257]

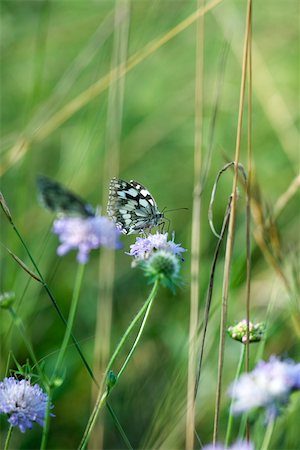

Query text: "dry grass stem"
[213, 0, 252, 443]
[186, 0, 204, 447]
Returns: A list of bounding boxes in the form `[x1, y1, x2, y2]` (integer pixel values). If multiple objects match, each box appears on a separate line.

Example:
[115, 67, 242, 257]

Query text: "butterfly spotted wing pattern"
[36, 175, 95, 217]
[107, 178, 164, 234]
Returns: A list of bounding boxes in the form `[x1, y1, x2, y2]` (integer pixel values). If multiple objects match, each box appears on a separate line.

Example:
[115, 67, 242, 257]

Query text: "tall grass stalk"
[245, 0, 253, 441]
[213, 0, 252, 442]
[186, 0, 204, 447]
[91, 2, 130, 447]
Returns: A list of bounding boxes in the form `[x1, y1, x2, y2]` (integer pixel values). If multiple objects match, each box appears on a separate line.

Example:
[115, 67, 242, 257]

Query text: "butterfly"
[107, 178, 164, 234]
[36, 175, 95, 217]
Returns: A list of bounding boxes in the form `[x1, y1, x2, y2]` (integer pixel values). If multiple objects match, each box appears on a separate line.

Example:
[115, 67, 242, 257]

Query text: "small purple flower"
[128, 232, 186, 261]
[0, 377, 51, 433]
[53, 215, 122, 264]
[128, 232, 187, 291]
[229, 356, 300, 420]
[203, 441, 254, 450]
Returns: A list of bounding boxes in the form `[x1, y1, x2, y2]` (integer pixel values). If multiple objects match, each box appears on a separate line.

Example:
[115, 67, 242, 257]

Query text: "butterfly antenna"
[163, 207, 189, 213]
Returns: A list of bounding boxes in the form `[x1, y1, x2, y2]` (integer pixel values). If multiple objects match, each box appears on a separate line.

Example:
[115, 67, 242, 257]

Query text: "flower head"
[0, 377, 51, 433]
[53, 215, 122, 264]
[128, 232, 187, 290]
[128, 232, 186, 262]
[229, 356, 300, 421]
[227, 320, 265, 344]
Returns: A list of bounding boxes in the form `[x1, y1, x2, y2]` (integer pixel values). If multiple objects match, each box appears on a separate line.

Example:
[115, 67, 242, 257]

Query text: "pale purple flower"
[128, 232, 186, 261]
[0, 377, 50, 433]
[229, 356, 300, 420]
[203, 441, 254, 450]
[53, 215, 122, 263]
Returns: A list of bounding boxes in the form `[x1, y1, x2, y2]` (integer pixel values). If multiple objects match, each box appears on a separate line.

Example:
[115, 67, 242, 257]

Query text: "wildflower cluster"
[229, 356, 300, 421]
[227, 320, 265, 343]
[0, 377, 51, 433]
[128, 232, 187, 290]
[53, 215, 122, 264]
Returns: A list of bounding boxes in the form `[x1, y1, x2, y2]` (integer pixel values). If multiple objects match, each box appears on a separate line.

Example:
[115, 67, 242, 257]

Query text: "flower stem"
[117, 287, 156, 380]
[78, 280, 160, 449]
[8, 307, 49, 386]
[8, 217, 97, 384]
[52, 263, 85, 380]
[106, 401, 133, 450]
[260, 418, 275, 450]
[106, 279, 160, 376]
[4, 425, 13, 450]
[40, 386, 52, 450]
[225, 344, 246, 447]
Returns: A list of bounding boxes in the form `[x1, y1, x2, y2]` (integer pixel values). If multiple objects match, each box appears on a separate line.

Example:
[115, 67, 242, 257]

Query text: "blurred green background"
[1, 0, 299, 449]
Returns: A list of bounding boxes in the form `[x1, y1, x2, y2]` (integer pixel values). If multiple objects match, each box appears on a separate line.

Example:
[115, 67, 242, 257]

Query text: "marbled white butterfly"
[107, 178, 164, 234]
[36, 175, 95, 217]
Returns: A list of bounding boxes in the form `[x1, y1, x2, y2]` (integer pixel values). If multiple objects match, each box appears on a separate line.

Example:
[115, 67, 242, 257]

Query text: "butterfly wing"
[107, 178, 163, 234]
[36, 175, 95, 217]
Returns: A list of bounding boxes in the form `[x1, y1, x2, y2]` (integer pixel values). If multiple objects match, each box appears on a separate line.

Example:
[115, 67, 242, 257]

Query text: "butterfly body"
[36, 175, 95, 217]
[107, 178, 164, 234]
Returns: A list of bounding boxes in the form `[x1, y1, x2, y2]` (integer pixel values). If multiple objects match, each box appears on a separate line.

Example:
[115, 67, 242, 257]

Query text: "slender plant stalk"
[0, 205, 97, 385]
[213, 0, 252, 442]
[52, 263, 85, 379]
[260, 419, 275, 450]
[186, 0, 204, 448]
[106, 401, 133, 450]
[245, 0, 253, 442]
[42, 264, 85, 450]
[4, 425, 13, 450]
[8, 307, 48, 386]
[90, 3, 130, 447]
[225, 345, 246, 447]
[79, 280, 160, 449]
[195, 196, 232, 397]
[40, 386, 52, 450]
[117, 287, 156, 380]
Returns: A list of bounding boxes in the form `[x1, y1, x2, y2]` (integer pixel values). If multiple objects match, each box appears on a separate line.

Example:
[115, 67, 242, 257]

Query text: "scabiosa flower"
[203, 440, 254, 450]
[128, 232, 187, 290]
[227, 320, 265, 343]
[128, 232, 186, 262]
[0, 377, 51, 433]
[229, 356, 300, 421]
[53, 215, 122, 264]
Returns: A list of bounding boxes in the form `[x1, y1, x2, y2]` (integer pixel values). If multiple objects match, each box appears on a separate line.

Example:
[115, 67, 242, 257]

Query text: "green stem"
[78, 280, 160, 450]
[9, 220, 97, 385]
[40, 386, 52, 450]
[4, 425, 13, 450]
[260, 418, 275, 450]
[8, 307, 49, 386]
[106, 401, 133, 450]
[106, 279, 160, 376]
[52, 263, 85, 380]
[225, 344, 246, 447]
[117, 288, 156, 380]
[41, 264, 84, 450]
